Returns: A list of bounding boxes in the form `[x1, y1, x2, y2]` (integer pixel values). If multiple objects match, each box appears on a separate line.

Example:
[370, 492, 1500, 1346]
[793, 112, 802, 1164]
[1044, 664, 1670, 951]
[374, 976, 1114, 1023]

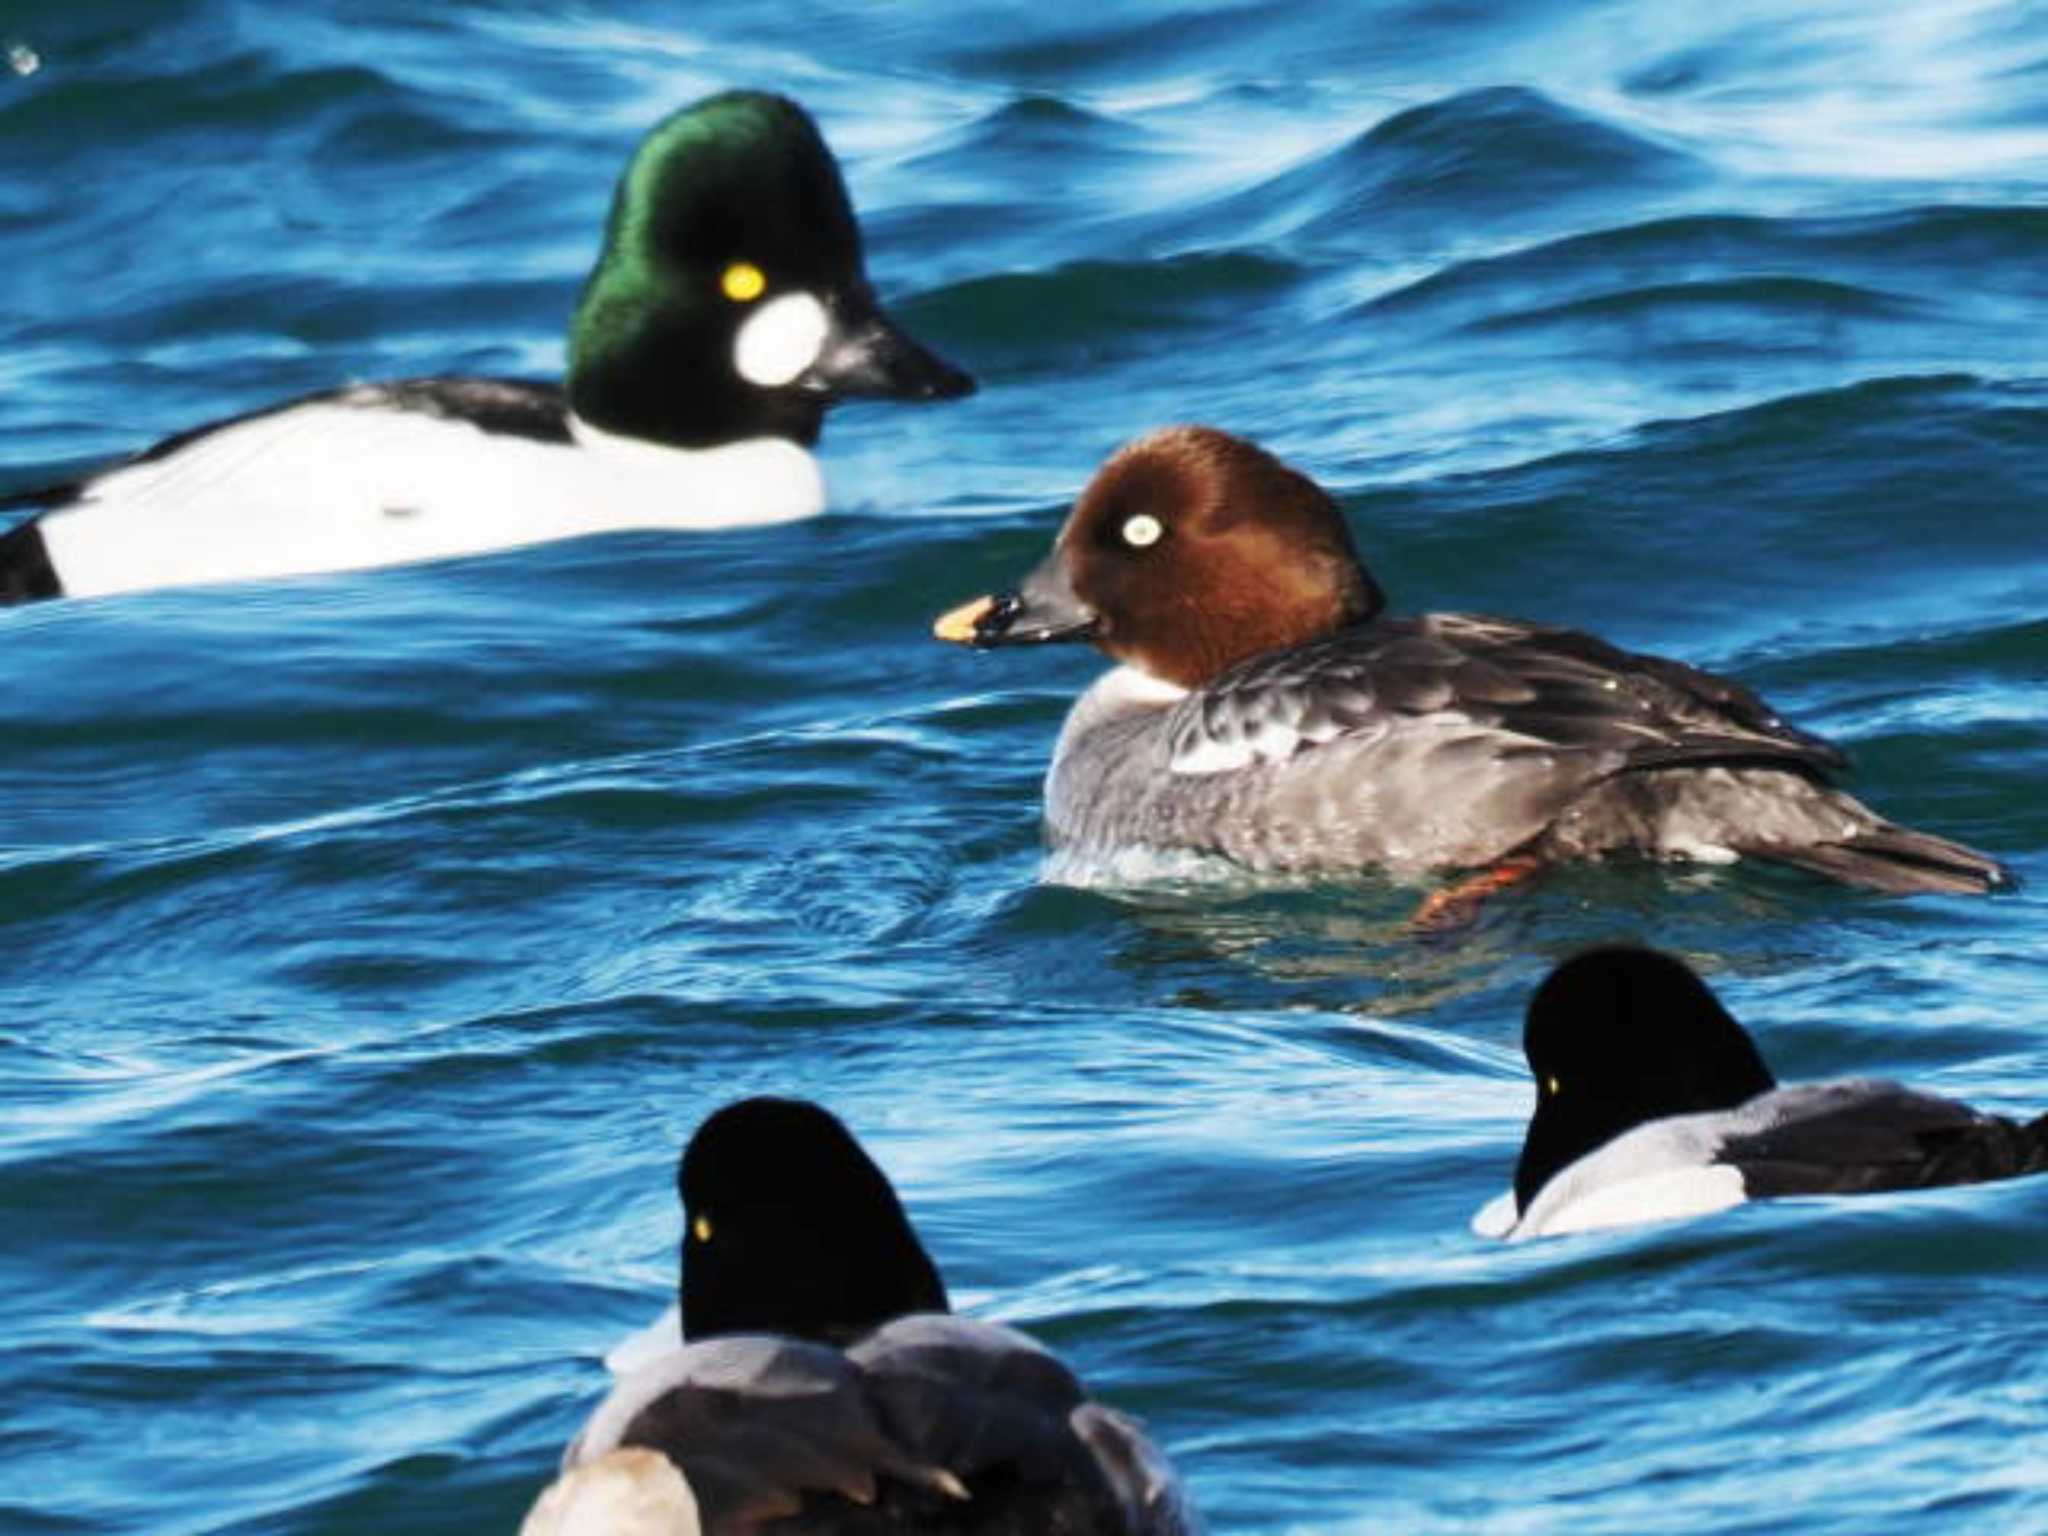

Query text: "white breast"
[38, 400, 824, 599]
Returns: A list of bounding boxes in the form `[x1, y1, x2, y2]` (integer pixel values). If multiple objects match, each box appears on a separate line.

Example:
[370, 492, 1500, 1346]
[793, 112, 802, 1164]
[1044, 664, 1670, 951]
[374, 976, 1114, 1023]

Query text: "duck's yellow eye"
[1545, 1075, 1562, 1097]
[720, 262, 767, 302]
[692, 1214, 713, 1243]
[1122, 513, 1164, 548]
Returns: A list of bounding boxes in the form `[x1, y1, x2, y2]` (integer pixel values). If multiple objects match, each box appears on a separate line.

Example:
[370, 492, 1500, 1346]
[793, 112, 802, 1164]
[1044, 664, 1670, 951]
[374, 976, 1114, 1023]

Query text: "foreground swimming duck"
[531, 1097, 1195, 1534]
[1474, 947, 2048, 1240]
[933, 427, 2008, 910]
[0, 92, 971, 605]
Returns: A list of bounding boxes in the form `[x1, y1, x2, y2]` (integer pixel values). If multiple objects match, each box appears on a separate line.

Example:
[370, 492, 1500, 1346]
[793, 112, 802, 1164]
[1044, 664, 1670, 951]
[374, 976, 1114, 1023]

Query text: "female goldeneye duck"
[532, 1097, 1197, 1535]
[0, 91, 972, 606]
[932, 425, 2010, 914]
[1474, 946, 2048, 1241]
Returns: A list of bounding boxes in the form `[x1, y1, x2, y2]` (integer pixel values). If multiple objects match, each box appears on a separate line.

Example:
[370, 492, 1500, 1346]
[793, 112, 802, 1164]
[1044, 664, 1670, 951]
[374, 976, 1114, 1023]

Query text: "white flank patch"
[1482, 1143, 1749, 1241]
[1482, 1104, 1759, 1240]
[1515, 1164, 1748, 1239]
[1170, 723, 1302, 775]
[37, 398, 826, 599]
[733, 291, 829, 387]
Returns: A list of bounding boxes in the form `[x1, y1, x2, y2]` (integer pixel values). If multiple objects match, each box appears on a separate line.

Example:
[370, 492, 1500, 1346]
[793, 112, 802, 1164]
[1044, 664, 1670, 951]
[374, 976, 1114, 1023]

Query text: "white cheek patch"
[734, 291, 829, 387]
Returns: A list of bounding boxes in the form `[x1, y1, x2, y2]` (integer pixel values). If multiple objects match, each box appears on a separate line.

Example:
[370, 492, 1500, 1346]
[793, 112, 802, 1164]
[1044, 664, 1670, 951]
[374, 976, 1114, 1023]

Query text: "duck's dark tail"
[0, 516, 63, 605]
[1765, 817, 2014, 896]
[1910, 1111, 2048, 1190]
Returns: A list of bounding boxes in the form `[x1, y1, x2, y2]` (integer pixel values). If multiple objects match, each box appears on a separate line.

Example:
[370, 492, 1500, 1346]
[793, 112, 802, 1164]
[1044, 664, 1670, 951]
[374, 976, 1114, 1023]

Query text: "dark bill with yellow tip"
[933, 594, 998, 644]
[933, 550, 1100, 648]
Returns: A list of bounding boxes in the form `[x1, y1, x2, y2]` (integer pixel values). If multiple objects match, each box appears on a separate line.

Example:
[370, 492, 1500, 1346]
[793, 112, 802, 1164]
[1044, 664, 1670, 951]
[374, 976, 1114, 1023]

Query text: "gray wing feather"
[1071, 1402, 1205, 1535]
[1720, 1081, 2048, 1196]
[851, 1315, 1195, 1533]
[559, 1318, 1196, 1533]
[567, 1336, 962, 1528]
[1164, 613, 1843, 781]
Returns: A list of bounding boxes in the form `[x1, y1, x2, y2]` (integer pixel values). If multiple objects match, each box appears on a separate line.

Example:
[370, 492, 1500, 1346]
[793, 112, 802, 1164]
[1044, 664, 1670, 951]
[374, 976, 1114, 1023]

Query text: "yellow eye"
[720, 262, 767, 302]
[692, 1215, 713, 1243]
[1545, 1076, 1561, 1097]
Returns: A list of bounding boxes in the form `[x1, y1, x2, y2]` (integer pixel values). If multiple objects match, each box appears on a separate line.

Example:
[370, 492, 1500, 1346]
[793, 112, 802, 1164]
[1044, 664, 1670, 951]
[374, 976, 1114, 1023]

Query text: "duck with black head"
[529, 1098, 1197, 1535]
[934, 426, 2010, 918]
[1475, 947, 2048, 1240]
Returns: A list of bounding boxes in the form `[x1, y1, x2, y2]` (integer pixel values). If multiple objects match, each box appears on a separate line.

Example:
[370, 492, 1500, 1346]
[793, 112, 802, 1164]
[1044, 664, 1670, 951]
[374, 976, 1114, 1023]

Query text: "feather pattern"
[563, 1316, 1192, 1535]
[1050, 613, 1878, 879]
[1718, 1082, 2048, 1197]
[1161, 613, 1842, 780]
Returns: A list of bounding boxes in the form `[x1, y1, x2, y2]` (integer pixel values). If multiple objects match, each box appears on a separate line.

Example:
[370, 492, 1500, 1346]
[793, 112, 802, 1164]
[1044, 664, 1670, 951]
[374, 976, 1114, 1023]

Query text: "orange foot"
[1408, 856, 1546, 933]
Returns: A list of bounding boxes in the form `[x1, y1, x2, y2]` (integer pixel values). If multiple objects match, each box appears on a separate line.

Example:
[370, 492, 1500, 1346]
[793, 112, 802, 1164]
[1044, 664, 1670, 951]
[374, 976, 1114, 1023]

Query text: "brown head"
[933, 427, 1383, 687]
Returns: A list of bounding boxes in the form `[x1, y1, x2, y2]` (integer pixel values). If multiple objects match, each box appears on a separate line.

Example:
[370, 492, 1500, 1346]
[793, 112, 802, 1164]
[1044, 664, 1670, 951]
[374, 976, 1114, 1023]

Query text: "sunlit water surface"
[3, 3, 2046, 1531]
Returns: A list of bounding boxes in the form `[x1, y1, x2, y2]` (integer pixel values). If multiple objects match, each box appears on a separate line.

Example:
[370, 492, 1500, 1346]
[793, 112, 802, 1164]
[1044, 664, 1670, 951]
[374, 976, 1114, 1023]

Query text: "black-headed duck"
[1476, 947, 2048, 1240]
[533, 1097, 1195, 1534]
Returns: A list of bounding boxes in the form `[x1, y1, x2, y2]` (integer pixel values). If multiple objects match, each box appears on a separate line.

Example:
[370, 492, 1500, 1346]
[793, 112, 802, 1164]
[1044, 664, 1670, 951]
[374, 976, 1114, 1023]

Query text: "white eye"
[1121, 513, 1164, 548]
[734, 291, 829, 387]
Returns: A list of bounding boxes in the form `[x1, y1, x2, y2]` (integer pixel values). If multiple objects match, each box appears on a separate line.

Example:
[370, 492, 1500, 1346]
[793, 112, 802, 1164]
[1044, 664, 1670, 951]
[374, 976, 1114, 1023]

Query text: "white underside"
[37, 400, 825, 598]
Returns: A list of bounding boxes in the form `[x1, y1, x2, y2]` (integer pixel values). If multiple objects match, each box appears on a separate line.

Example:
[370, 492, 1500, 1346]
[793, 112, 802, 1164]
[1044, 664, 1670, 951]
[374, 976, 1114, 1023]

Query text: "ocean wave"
[1143, 85, 1704, 263]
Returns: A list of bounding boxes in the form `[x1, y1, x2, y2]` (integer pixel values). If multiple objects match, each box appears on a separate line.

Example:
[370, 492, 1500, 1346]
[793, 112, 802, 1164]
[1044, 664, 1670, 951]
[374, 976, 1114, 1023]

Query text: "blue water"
[3, 3, 2047, 1531]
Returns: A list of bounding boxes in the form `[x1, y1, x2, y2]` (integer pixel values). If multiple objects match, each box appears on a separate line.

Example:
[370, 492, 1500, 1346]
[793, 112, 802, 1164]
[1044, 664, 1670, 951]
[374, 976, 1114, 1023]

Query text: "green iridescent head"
[568, 91, 972, 448]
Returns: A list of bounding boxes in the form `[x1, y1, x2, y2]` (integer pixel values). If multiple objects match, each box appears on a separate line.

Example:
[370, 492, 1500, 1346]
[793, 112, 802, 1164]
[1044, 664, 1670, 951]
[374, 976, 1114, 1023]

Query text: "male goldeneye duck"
[533, 1097, 1197, 1535]
[1474, 946, 2048, 1241]
[0, 91, 972, 605]
[932, 426, 2010, 913]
